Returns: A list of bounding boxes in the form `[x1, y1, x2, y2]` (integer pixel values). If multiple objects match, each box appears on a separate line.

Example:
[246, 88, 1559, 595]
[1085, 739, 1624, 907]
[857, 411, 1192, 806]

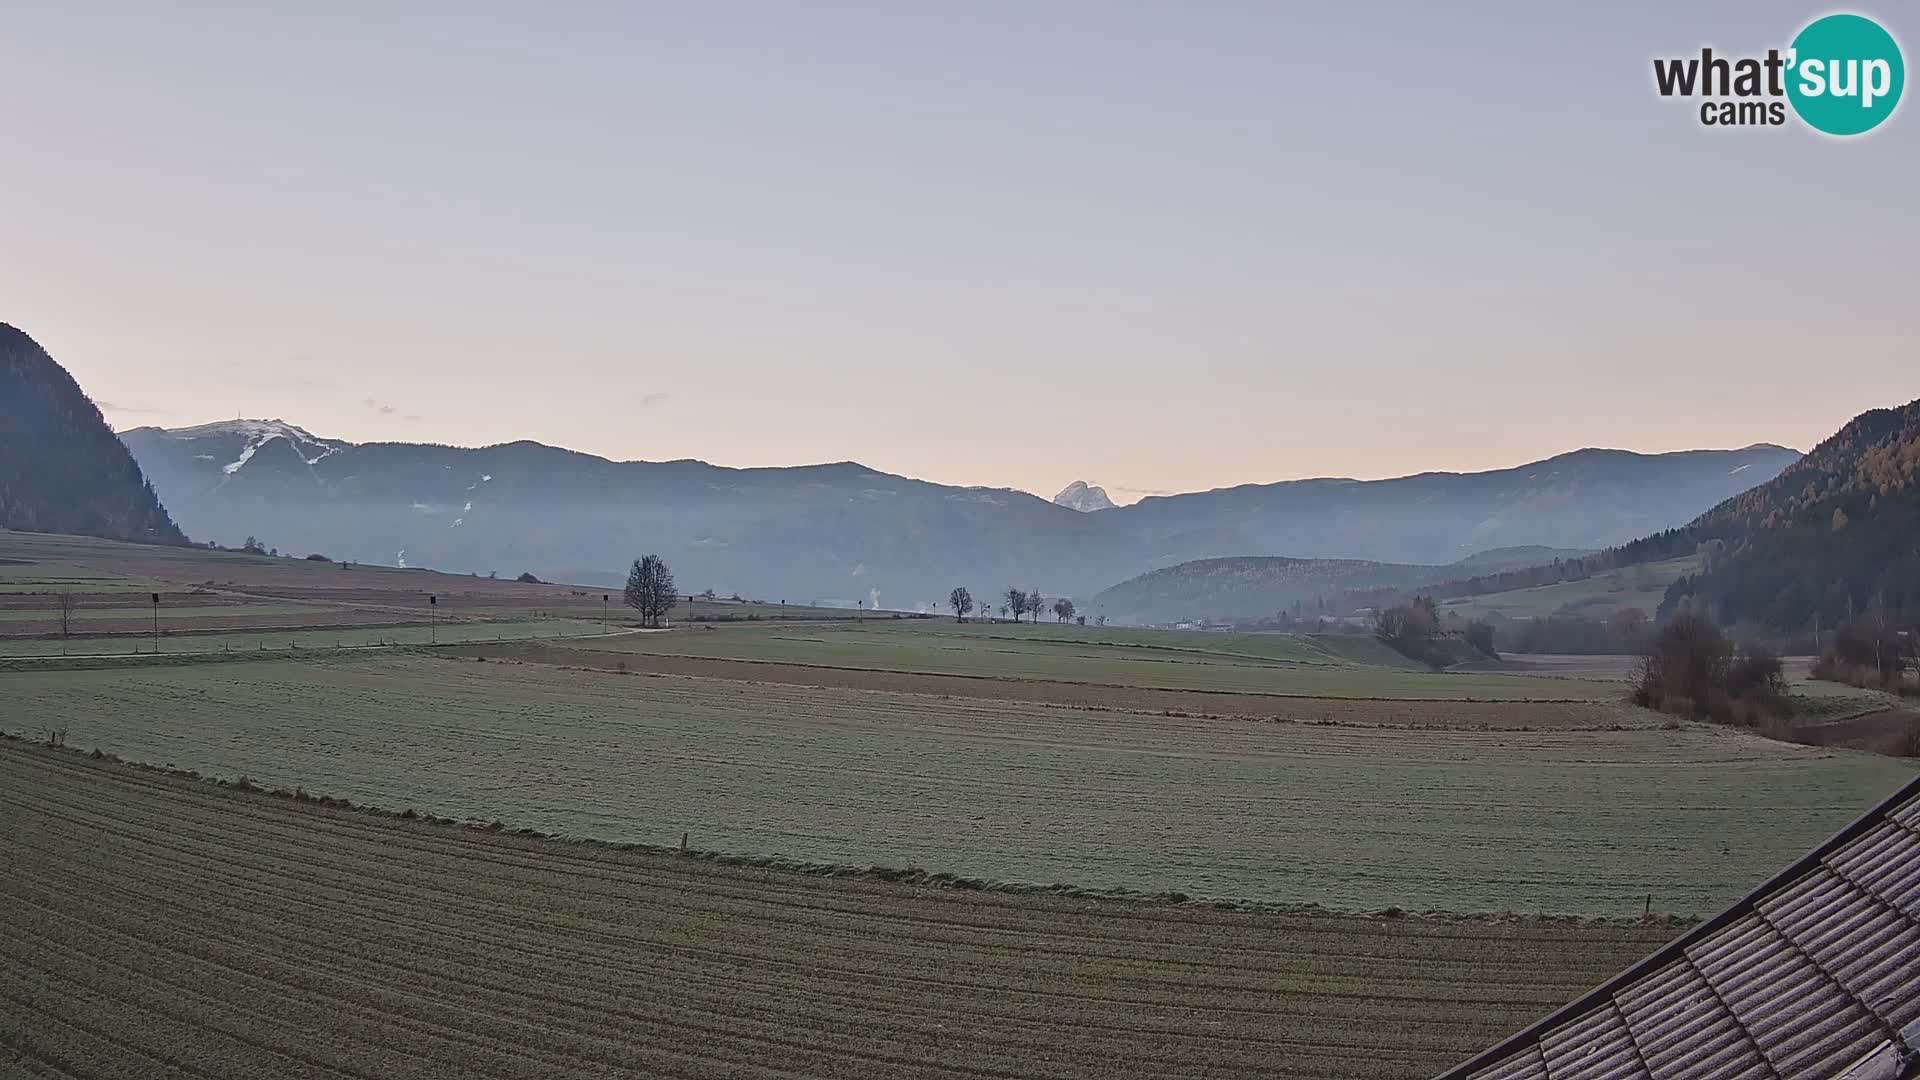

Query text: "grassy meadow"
[1436, 555, 1699, 621]
[8, 651, 1910, 915]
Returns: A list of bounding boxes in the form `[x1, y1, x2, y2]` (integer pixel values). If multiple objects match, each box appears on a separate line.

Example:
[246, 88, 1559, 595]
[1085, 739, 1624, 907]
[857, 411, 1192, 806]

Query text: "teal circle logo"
[1787, 14, 1904, 135]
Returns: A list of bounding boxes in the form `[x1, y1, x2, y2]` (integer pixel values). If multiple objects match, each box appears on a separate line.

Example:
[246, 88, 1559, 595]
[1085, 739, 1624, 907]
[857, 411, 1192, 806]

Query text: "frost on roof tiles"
[1436, 775, 1920, 1080]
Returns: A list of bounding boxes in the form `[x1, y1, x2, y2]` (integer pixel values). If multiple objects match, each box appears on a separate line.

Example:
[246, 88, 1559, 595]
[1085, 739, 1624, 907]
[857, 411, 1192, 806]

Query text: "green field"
[0, 744, 1676, 1080]
[569, 621, 1620, 701]
[1438, 556, 1699, 621]
[6, 653, 1909, 915]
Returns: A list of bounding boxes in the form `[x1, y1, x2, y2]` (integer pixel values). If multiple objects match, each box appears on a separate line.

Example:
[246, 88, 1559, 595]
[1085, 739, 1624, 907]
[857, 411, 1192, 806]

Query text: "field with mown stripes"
[7, 653, 1911, 915]
[0, 743, 1675, 1080]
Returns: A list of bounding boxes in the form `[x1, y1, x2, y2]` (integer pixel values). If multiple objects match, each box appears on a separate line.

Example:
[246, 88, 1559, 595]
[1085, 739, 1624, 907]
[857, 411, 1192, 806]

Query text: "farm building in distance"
[1438, 774, 1920, 1080]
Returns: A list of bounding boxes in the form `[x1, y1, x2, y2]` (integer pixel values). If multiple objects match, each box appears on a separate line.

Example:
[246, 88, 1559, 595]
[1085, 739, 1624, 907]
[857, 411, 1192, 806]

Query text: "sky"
[3, 1, 1915, 504]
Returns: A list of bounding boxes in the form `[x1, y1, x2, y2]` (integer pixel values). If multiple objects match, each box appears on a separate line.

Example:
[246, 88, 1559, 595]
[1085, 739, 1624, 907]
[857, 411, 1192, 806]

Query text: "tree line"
[946, 586, 1087, 625]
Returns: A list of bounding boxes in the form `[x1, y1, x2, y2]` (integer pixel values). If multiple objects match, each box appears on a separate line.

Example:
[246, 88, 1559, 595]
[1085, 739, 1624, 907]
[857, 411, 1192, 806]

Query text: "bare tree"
[1005, 587, 1028, 623]
[948, 586, 974, 622]
[625, 554, 679, 629]
[1027, 589, 1044, 624]
[1052, 598, 1075, 624]
[55, 590, 77, 638]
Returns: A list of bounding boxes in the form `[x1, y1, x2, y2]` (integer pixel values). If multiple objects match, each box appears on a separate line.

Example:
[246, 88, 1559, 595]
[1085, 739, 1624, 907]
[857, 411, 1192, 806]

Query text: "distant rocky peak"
[1053, 480, 1115, 512]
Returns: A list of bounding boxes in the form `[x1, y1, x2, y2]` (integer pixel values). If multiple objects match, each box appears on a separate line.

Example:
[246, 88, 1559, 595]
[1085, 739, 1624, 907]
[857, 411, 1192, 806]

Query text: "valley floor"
[4, 531, 1915, 1077]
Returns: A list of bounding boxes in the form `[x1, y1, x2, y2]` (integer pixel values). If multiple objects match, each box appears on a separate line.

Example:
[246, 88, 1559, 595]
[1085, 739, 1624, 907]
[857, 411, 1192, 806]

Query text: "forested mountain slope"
[1627, 398, 1920, 629]
[0, 324, 186, 545]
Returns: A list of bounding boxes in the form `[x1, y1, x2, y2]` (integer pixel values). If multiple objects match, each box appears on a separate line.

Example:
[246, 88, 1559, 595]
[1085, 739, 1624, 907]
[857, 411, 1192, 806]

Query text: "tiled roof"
[1436, 774, 1920, 1080]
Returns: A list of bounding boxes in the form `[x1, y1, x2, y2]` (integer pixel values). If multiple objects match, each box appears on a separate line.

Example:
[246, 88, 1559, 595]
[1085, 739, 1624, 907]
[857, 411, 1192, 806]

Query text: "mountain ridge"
[121, 417, 1798, 605]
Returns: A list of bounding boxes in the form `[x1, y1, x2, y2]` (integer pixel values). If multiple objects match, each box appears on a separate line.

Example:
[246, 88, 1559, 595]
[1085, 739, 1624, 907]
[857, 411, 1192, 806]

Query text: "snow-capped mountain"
[162, 419, 342, 476]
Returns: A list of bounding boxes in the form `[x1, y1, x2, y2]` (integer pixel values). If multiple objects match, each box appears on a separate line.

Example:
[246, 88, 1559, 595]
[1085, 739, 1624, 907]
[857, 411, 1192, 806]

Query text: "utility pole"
[428, 594, 437, 644]
[151, 592, 160, 653]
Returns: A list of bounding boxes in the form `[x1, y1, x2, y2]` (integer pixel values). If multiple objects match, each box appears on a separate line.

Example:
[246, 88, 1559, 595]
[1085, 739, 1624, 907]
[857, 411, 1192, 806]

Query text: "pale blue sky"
[3, 2, 1913, 501]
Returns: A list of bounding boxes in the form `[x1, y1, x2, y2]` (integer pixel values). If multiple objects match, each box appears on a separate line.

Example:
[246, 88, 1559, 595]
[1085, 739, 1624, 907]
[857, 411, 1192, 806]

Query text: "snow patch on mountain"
[223, 439, 268, 475]
[171, 419, 342, 477]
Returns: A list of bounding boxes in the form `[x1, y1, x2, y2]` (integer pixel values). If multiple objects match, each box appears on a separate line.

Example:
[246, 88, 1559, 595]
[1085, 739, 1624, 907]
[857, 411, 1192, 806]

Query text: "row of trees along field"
[945, 586, 1091, 625]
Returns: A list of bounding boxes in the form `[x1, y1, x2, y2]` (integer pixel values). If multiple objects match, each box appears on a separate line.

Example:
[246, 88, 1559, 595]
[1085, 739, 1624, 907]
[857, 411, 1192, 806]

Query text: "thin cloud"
[1111, 484, 1175, 497]
[640, 392, 672, 409]
[94, 400, 173, 415]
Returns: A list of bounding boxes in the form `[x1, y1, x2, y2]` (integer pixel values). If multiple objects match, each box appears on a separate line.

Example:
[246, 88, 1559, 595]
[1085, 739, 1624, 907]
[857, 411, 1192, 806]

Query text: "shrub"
[1373, 597, 1454, 669]
[1631, 615, 1791, 728]
[1465, 620, 1498, 659]
[1727, 645, 1784, 694]
[1812, 615, 1914, 691]
[1631, 613, 1728, 719]
[516, 571, 541, 584]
